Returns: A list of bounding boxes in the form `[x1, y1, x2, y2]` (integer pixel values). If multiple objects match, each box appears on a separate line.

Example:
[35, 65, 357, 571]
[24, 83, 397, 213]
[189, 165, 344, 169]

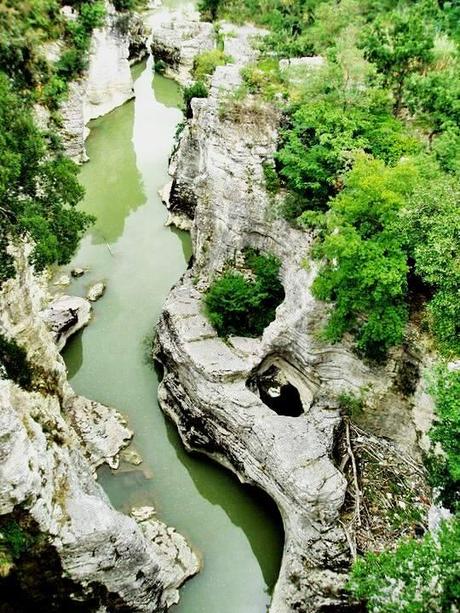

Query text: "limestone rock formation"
[87, 281, 106, 302]
[154, 15, 431, 612]
[40, 295, 91, 351]
[150, 7, 215, 86]
[60, 4, 149, 162]
[0, 243, 198, 609]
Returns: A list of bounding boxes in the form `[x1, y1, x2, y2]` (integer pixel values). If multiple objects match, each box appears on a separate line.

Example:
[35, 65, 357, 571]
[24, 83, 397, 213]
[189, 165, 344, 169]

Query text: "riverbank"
[62, 55, 284, 612]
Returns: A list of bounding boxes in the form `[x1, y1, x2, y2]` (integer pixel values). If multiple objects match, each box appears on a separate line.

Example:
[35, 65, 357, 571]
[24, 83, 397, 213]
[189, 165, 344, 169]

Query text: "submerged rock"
[41, 295, 91, 351]
[87, 281, 106, 302]
[121, 447, 143, 466]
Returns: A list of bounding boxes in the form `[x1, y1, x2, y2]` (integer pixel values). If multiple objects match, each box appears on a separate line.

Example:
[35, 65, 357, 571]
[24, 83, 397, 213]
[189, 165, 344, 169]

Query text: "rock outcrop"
[60, 4, 149, 162]
[154, 16, 431, 612]
[40, 295, 91, 351]
[150, 7, 215, 86]
[0, 243, 198, 609]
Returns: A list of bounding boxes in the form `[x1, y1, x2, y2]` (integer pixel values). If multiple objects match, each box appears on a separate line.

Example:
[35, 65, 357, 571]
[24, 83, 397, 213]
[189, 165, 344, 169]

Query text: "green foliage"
[277, 98, 418, 211]
[0, 520, 30, 559]
[338, 391, 365, 419]
[198, 0, 221, 20]
[312, 155, 418, 358]
[401, 174, 460, 355]
[0, 334, 33, 389]
[183, 81, 209, 118]
[262, 162, 280, 193]
[405, 66, 460, 136]
[112, 0, 146, 10]
[360, 5, 435, 109]
[0, 73, 93, 284]
[192, 49, 231, 82]
[205, 250, 284, 337]
[348, 516, 460, 613]
[427, 367, 460, 511]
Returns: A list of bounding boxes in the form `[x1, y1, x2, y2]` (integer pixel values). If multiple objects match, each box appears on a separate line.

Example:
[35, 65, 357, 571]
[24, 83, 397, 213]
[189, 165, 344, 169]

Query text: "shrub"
[426, 367, 460, 511]
[205, 250, 284, 337]
[400, 174, 460, 356]
[183, 81, 208, 118]
[347, 516, 460, 613]
[0, 74, 94, 284]
[312, 155, 418, 358]
[192, 49, 231, 82]
[0, 334, 33, 390]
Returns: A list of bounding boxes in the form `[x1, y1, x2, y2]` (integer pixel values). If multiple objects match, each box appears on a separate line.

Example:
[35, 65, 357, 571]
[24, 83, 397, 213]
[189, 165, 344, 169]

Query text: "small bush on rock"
[183, 81, 209, 118]
[205, 249, 284, 337]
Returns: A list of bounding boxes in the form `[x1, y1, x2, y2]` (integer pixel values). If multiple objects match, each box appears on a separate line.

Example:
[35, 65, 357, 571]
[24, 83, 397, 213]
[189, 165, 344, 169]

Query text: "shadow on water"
[164, 419, 285, 592]
[152, 72, 183, 108]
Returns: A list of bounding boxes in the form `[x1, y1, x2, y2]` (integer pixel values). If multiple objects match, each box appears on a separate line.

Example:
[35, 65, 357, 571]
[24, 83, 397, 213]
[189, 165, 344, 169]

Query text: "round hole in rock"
[252, 364, 304, 417]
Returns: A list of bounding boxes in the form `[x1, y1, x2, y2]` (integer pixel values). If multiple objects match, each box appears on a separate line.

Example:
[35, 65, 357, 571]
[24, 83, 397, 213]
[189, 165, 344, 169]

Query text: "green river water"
[61, 48, 283, 612]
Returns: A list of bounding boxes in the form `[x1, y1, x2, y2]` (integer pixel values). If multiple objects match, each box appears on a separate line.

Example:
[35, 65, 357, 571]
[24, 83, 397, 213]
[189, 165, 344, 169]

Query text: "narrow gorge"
[1, 1, 458, 612]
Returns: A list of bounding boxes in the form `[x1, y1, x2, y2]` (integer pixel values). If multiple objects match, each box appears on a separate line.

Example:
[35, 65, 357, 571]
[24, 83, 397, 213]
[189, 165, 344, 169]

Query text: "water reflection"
[79, 102, 145, 245]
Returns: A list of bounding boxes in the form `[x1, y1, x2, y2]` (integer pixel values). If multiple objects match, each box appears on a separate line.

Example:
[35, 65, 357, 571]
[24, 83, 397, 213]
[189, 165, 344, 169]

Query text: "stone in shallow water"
[121, 447, 143, 466]
[87, 281, 106, 302]
[71, 267, 85, 278]
[53, 273, 71, 287]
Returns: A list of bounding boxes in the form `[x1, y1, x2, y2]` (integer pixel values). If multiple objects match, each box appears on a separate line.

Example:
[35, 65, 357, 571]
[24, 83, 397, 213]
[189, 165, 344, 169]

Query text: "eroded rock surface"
[150, 7, 215, 86]
[155, 15, 431, 612]
[40, 295, 91, 351]
[0, 243, 198, 609]
[60, 4, 149, 162]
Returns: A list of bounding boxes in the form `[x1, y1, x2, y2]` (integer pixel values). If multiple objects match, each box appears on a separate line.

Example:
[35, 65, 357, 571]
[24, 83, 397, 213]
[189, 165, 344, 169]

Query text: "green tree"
[405, 67, 460, 140]
[277, 98, 417, 214]
[205, 250, 284, 337]
[0, 73, 93, 283]
[401, 174, 460, 355]
[360, 6, 435, 110]
[312, 155, 418, 358]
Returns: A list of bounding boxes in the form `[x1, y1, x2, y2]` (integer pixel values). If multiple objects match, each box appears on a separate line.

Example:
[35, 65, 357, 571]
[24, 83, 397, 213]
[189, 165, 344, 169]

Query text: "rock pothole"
[247, 356, 316, 417]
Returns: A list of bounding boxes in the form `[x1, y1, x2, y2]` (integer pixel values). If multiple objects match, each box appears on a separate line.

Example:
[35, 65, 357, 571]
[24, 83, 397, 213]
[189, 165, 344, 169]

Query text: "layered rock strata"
[0, 251, 198, 607]
[60, 4, 148, 162]
[154, 16, 430, 612]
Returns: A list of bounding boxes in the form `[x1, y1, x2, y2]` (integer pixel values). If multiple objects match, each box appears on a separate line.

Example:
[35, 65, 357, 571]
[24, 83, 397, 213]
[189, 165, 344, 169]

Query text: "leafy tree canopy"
[0, 73, 93, 283]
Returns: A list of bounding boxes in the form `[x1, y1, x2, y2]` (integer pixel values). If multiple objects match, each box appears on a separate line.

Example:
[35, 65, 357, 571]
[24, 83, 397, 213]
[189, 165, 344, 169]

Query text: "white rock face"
[40, 295, 91, 351]
[60, 6, 141, 162]
[84, 17, 134, 122]
[0, 381, 198, 610]
[150, 8, 215, 86]
[0, 244, 198, 608]
[154, 16, 431, 612]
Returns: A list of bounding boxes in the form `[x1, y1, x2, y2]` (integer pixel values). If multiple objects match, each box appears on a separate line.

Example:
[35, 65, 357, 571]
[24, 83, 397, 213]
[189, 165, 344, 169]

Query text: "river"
[61, 29, 283, 613]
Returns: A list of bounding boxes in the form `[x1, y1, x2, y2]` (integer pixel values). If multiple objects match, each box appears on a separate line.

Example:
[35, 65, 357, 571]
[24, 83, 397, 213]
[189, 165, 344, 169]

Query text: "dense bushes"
[311, 156, 417, 358]
[192, 49, 231, 82]
[183, 81, 209, 118]
[347, 516, 460, 613]
[211, 0, 460, 359]
[0, 74, 93, 284]
[277, 98, 417, 212]
[205, 250, 284, 337]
